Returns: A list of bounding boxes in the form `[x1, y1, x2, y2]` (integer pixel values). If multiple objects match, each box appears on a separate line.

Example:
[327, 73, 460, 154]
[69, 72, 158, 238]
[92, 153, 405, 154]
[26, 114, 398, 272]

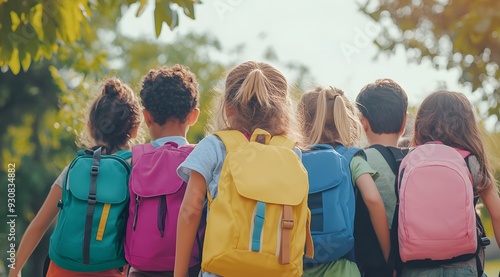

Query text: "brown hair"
[140, 65, 199, 124]
[299, 86, 363, 147]
[80, 78, 141, 153]
[211, 61, 301, 143]
[412, 90, 495, 195]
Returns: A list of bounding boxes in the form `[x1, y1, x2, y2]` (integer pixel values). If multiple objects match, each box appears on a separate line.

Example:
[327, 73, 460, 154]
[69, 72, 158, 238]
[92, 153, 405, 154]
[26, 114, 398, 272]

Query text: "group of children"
[8, 61, 500, 277]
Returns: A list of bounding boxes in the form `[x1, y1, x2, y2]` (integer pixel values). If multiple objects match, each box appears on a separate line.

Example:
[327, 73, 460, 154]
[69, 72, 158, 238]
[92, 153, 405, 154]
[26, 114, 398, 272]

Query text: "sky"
[118, 0, 469, 108]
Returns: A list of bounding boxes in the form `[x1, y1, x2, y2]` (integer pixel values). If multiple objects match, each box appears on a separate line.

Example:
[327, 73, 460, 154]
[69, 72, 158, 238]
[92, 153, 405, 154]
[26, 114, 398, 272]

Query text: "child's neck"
[367, 132, 400, 148]
[149, 121, 187, 140]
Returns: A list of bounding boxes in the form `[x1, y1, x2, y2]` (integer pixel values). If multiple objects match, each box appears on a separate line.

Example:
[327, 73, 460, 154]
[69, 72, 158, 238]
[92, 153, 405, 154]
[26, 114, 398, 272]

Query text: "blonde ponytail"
[306, 89, 327, 146]
[333, 95, 352, 146]
[299, 86, 363, 148]
[235, 69, 271, 107]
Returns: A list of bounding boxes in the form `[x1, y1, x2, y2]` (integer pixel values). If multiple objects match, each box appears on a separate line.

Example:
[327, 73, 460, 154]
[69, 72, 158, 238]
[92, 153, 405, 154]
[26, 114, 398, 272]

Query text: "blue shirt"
[152, 136, 189, 148]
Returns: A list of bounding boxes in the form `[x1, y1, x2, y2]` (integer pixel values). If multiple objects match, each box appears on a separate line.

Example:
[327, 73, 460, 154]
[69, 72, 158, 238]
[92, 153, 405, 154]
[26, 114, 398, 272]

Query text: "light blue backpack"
[302, 144, 357, 266]
[49, 147, 131, 272]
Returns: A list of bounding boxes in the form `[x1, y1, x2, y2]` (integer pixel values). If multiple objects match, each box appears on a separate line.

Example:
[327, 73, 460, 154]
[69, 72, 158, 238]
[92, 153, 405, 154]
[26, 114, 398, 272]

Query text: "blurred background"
[0, 0, 499, 276]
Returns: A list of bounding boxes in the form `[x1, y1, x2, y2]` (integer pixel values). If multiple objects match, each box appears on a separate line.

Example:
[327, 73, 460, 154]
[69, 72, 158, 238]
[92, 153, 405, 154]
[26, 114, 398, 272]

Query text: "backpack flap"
[229, 142, 308, 205]
[130, 146, 186, 198]
[303, 148, 345, 194]
[67, 157, 129, 204]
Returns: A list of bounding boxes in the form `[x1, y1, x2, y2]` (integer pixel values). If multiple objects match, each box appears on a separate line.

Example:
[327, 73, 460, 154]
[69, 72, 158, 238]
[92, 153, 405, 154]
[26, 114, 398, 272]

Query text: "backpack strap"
[456, 149, 472, 159]
[83, 146, 102, 265]
[214, 130, 249, 152]
[309, 144, 334, 151]
[335, 145, 366, 162]
[284, 209, 312, 263]
[269, 135, 296, 150]
[250, 128, 271, 144]
[279, 205, 294, 264]
[115, 149, 132, 160]
[369, 145, 408, 176]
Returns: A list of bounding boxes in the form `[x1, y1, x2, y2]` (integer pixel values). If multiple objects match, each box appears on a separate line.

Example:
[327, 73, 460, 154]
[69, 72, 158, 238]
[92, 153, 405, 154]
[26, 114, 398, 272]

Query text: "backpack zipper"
[158, 196, 167, 237]
[133, 195, 140, 230]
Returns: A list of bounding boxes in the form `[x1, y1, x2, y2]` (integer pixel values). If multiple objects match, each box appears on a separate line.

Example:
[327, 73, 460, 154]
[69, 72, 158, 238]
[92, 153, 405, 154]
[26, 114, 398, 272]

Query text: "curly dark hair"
[140, 65, 199, 125]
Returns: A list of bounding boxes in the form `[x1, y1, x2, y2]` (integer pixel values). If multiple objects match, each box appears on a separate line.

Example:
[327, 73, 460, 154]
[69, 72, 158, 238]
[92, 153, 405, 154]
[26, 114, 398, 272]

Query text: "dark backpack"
[353, 145, 407, 276]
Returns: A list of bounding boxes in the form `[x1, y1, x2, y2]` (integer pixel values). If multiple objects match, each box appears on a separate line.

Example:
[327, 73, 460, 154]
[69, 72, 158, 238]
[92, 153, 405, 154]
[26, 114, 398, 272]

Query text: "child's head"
[298, 86, 362, 147]
[140, 65, 199, 136]
[412, 90, 495, 194]
[356, 79, 408, 135]
[83, 78, 141, 153]
[215, 61, 300, 140]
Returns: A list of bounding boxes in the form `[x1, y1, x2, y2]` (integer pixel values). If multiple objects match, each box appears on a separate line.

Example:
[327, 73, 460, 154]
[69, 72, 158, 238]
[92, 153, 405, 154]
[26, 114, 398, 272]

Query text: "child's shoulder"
[189, 134, 226, 158]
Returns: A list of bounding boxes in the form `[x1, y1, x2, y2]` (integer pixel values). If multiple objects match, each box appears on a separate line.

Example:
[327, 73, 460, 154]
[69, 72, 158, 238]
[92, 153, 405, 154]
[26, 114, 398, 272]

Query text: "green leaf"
[20, 51, 30, 71]
[8, 47, 20, 74]
[153, 2, 165, 37]
[136, 0, 148, 17]
[154, 1, 179, 36]
[182, 0, 195, 19]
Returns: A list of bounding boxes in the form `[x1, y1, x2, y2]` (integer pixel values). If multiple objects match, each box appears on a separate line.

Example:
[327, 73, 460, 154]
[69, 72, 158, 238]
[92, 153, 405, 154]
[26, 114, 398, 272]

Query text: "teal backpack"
[49, 147, 131, 272]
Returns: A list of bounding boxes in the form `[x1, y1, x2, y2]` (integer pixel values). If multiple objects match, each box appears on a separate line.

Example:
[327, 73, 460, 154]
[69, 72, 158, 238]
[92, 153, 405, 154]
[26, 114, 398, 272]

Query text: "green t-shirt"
[303, 258, 361, 277]
[350, 154, 379, 186]
[364, 148, 397, 227]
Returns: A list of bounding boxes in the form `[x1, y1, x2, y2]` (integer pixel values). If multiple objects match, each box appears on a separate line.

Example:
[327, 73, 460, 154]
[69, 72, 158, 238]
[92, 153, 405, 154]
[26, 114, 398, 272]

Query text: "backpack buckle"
[282, 219, 294, 229]
[91, 165, 99, 176]
[88, 194, 97, 204]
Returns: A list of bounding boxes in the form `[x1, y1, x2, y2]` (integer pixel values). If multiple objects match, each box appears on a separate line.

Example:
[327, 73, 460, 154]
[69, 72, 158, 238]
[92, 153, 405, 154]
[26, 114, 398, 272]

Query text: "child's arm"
[175, 171, 206, 277]
[481, 184, 500, 249]
[8, 185, 62, 277]
[356, 173, 391, 262]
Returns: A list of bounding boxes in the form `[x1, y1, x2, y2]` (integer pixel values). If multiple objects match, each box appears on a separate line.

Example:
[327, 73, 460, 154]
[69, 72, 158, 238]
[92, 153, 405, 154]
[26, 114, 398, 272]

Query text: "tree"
[360, 0, 500, 123]
[0, 0, 200, 74]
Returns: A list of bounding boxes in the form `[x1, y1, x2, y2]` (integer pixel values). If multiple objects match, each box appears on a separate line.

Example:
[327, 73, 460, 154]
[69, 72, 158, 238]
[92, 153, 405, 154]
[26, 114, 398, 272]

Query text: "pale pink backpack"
[124, 141, 204, 271]
[397, 142, 477, 263]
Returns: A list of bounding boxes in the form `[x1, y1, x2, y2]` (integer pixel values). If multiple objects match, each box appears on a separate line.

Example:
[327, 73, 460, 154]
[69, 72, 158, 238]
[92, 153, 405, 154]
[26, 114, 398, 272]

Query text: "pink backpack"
[124, 142, 204, 271]
[397, 142, 477, 263]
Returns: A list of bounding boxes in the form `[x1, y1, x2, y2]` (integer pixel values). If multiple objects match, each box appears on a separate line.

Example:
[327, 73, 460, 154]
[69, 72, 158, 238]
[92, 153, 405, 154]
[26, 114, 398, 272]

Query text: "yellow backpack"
[202, 128, 314, 277]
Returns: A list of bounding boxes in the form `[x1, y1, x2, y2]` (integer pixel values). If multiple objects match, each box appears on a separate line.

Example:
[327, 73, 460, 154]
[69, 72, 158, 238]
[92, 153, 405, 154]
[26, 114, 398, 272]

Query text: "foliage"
[0, 61, 78, 275]
[361, 0, 500, 123]
[0, 0, 200, 74]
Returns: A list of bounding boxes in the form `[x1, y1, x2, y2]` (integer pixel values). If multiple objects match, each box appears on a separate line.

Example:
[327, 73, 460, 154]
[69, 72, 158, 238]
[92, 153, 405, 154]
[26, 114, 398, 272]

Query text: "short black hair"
[140, 64, 199, 125]
[356, 78, 408, 134]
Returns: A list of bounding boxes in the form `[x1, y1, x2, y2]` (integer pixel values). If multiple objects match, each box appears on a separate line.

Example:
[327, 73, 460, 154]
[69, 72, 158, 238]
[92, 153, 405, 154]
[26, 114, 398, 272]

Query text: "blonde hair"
[210, 61, 302, 143]
[299, 86, 363, 147]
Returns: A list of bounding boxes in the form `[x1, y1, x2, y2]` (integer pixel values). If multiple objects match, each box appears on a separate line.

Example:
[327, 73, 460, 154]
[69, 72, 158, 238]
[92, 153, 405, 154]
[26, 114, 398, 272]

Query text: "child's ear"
[131, 124, 140, 139]
[187, 108, 200, 126]
[360, 116, 370, 132]
[143, 109, 154, 127]
[399, 113, 408, 136]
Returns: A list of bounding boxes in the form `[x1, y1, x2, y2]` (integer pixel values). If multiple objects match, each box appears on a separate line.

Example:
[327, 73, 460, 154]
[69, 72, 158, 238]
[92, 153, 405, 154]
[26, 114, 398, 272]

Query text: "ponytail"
[234, 69, 271, 108]
[299, 86, 363, 148]
[307, 89, 327, 146]
[333, 95, 352, 146]
[215, 61, 301, 143]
